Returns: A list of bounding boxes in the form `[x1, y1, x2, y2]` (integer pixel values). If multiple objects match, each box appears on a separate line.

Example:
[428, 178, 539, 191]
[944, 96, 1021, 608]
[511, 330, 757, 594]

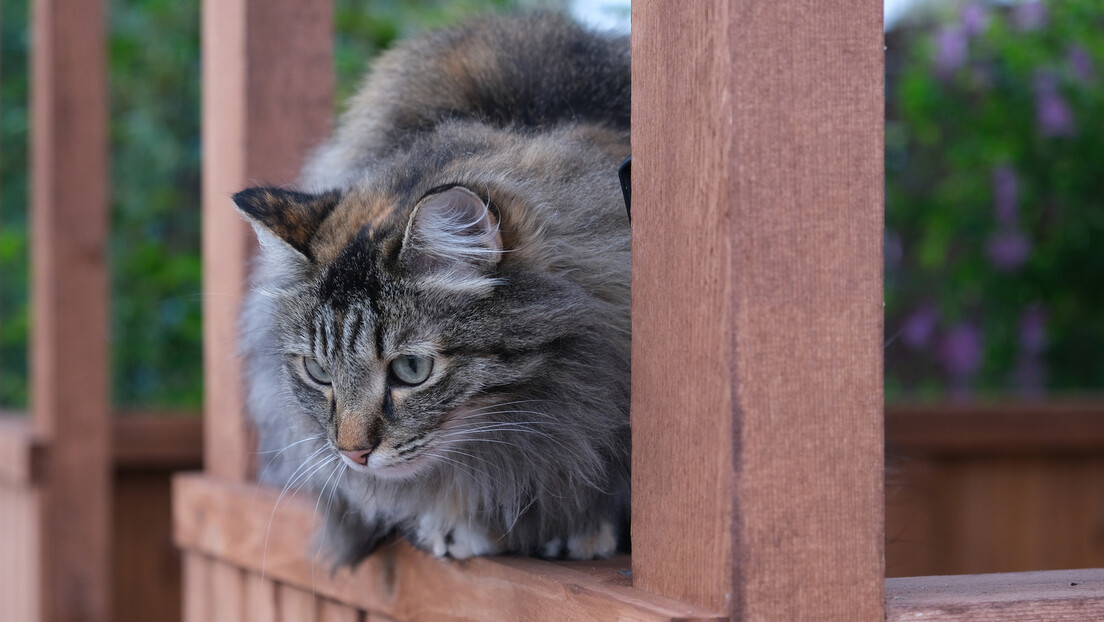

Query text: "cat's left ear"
[400, 186, 503, 280]
[232, 187, 341, 261]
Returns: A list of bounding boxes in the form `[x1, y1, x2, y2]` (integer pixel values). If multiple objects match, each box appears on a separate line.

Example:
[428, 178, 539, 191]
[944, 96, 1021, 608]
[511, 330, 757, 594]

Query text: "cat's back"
[304, 13, 630, 188]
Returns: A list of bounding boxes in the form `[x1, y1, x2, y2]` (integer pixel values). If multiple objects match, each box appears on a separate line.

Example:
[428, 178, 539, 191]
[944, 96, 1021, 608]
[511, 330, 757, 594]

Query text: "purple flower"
[1069, 45, 1094, 83]
[1019, 304, 1046, 354]
[1034, 71, 1076, 137]
[901, 302, 939, 350]
[961, 4, 989, 38]
[940, 323, 982, 378]
[934, 25, 968, 76]
[992, 165, 1019, 226]
[1011, 356, 1046, 398]
[1013, 1, 1047, 31]
[986, 229, 1031, 271]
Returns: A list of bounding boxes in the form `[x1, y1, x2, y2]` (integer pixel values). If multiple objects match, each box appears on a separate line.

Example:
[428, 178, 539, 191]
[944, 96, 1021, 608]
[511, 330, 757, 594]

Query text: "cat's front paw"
[415, 515, 503, 559]
[543, 520, 616, 560]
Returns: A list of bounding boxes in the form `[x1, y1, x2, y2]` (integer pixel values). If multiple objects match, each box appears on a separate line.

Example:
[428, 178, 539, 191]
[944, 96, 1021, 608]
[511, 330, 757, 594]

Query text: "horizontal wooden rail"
[886, 569, 1104, 620]
[0, 414, 202, 486]
[887, 401, 1104, 455]
[173, 473, 724, 621]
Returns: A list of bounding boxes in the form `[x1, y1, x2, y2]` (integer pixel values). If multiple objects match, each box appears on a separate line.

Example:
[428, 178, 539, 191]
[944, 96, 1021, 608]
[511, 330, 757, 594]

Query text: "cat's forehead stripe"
[312, 192, 397, 264]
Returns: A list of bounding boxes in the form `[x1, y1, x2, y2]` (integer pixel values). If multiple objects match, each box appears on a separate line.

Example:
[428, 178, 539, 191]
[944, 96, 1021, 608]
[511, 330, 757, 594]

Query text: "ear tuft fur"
[233, 187, 341, 261]
[400, 186, 503, 282]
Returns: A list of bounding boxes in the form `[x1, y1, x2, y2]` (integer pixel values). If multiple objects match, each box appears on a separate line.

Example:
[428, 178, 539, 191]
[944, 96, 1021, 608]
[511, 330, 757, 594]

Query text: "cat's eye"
[389, 355, 433, 386]
[303, 357, 332, 385]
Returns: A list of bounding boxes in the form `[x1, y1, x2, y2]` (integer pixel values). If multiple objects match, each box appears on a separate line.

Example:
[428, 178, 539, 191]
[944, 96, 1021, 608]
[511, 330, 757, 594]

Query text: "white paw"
[566, 521, 616, 560]
[415, 514, 502, 559]
[445, 522, 502, 559]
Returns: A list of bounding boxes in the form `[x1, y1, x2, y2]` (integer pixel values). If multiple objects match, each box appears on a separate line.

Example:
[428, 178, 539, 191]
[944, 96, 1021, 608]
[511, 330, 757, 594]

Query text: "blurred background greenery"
[0, 0, 1099, 410]
[885, 0, 1103, 401]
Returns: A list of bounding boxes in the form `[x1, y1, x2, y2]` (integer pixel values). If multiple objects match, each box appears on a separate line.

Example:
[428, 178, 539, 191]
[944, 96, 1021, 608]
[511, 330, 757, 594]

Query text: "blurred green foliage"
[0, 0, 528, 410]
[885, 0, 1104, 400]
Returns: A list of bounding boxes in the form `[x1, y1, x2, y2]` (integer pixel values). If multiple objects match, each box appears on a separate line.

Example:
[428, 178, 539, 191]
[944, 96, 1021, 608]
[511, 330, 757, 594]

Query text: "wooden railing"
[4, 1, 1104, 621]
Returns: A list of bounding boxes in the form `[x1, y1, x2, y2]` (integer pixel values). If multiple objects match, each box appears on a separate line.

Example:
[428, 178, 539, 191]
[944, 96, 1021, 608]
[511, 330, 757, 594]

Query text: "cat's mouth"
[333, 439, 435, 480]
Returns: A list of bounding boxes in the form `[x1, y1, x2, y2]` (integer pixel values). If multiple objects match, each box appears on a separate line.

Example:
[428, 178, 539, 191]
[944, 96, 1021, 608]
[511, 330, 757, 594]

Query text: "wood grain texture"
[201, 0, 333, 480]
[886, 569, 1104, 621]
[630, 1, 885, 617]
[173, 473, 724, 621]
[29, 0, 112, 620]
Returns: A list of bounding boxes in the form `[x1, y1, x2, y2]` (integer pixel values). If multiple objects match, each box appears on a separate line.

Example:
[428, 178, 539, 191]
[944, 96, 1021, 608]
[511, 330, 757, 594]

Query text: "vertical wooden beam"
[201, 0, 333, 480]
[630, 1, 884, 618]
[30, 0, 112, 620]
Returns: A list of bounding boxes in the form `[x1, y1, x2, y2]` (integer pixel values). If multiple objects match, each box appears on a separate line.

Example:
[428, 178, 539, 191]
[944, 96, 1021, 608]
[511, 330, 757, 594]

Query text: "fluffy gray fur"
[237, 13, 630, 564]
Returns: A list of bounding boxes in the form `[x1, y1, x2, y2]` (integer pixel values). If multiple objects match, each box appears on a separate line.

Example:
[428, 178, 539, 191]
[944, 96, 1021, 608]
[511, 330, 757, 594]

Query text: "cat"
[234, 12, 630, 565]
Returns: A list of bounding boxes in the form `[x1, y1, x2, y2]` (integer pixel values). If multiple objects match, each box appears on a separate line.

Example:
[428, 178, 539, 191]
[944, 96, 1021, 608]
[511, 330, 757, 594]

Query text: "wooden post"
[201, 0, 333, 480]
[630, 1, 885, 618]
[29, 0, 112, 620]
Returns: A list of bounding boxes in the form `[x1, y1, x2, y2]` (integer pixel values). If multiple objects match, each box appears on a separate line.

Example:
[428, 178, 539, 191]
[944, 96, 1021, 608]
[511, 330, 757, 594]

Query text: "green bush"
[886, 0, 1104, 399]
[0, 0, 524, 410]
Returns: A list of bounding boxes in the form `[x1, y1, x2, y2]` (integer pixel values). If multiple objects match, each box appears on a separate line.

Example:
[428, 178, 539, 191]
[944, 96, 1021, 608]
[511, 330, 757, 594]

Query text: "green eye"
[390, 355, 433, 385]
[303, 357, 332, 385]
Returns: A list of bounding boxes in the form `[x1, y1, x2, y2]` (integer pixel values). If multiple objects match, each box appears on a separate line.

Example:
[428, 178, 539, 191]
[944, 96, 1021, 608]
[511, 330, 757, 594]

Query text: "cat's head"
[235, 184, 575, 480]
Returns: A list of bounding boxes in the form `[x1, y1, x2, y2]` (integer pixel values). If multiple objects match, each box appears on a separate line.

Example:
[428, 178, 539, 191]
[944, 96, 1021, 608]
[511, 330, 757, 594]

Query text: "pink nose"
[340, 448, 373, 465]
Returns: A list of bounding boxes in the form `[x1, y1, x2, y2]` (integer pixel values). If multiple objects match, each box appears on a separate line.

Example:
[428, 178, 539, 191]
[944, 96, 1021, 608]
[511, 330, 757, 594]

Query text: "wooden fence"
[3, 0, 1104, 620]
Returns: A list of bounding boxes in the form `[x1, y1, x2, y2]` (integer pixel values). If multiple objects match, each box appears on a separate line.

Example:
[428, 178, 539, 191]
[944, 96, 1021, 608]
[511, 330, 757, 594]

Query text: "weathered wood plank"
[280, 584, 320, 622]
[244, 573, 279, 622]
[319, 598, 363, 622]
[0, 482, 41, 622]
[630, 1, 885, 618]
[886, 569, 1104, 621]
[173, 473, 724, 621]
[201, 0, 333, 480]
[182, 553, 211, 622]
[113, 471, 185, 622]
[29, 0, 112, 620]
[210, 558, 246, 622]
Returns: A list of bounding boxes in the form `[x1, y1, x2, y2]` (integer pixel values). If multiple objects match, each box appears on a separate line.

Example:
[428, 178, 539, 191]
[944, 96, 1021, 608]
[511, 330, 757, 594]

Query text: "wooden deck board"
[886, 569, 1104, 620]
[173, 473, 724, 621]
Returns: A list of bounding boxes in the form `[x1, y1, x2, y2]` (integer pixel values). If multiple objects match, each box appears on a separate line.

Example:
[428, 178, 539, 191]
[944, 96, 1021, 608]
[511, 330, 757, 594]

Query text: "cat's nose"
[340, 448, 373, 465]
[338, 437, 381, 465]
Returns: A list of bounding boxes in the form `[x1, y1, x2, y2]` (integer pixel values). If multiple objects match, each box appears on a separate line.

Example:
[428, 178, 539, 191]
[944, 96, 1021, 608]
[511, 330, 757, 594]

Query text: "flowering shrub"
[886, 0, 1104, 399]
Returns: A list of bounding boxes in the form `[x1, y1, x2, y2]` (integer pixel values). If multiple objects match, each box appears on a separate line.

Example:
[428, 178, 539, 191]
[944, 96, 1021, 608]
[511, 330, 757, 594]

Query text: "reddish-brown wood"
[0, 481, 41, 622]
[886, 569, 1104, 621]
[113, 414, 202, 469]
[245, 572, 279, 622]
[280, 584, 320, 622]
[630, 0, 885, 617]
[29, 0, 112, 620]
[887, 402, 1104, 455]
[0, 414, 43, 486]
[183, 553, 211, 622]
[113, 471, 188, 622]
[319, 598, 363, 622]
[174, 474, 725, 621]
[201, 0, 333, 481]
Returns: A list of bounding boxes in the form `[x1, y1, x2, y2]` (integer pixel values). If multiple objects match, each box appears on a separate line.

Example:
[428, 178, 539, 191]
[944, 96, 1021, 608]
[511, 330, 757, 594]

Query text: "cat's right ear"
[232, 187, 341, 262]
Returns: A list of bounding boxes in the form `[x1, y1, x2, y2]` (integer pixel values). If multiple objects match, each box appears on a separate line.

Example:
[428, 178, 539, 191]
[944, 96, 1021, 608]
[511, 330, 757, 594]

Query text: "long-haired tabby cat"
[234, 12, 630, 565]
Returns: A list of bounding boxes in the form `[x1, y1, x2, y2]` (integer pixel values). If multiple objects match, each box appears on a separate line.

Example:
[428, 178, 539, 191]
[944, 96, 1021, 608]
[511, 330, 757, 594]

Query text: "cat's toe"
[566, 520, 616, 560]
[541, 537, 564, 558]
[446, 523, 502, 559]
